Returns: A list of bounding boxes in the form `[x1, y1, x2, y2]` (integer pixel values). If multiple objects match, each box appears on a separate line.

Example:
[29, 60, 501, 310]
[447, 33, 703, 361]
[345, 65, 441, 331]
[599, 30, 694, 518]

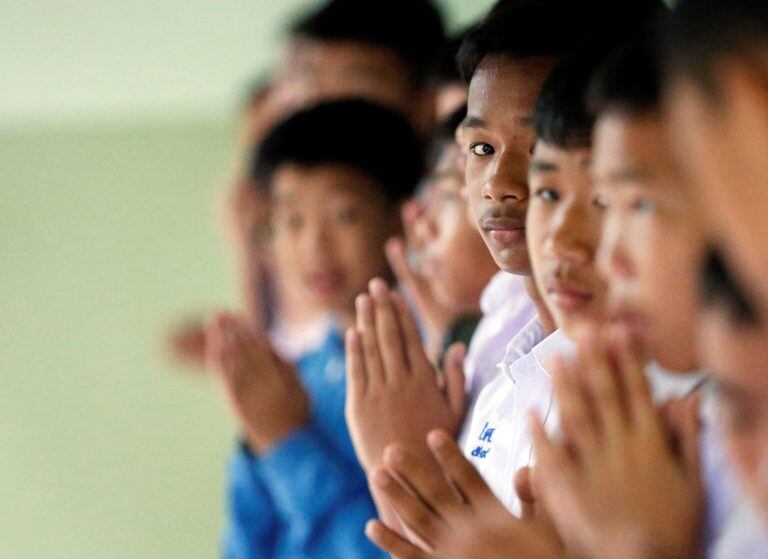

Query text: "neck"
[524, 276, 556, 335]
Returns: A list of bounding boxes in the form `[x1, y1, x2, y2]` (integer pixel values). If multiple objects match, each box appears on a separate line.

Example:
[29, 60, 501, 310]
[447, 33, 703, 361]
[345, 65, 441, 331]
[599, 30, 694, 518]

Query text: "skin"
[270, 163, 399, 328]
[700, 308, 768, 523]
[531, 335, 703, 559]
[420, 141, 498, 315]
[461, 55, 557, 275]
[527, 141, 605, 340]
[666, 61, 768, 318]
[593, 112, 703, 372]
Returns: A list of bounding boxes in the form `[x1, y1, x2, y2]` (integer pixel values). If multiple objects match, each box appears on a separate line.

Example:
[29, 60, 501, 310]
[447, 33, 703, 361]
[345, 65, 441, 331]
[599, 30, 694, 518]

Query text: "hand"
[530, 334, 703, 559]
[386, 237, 458, 363]
[365, 430, 565, 559]
[345, 278, 466, 474]
[165, 318, 207, 368]
[206, 312, 309, 454]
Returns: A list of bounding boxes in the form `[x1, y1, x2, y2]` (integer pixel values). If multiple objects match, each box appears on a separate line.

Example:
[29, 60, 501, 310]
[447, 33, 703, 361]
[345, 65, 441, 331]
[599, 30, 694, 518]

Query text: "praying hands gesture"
[365, 430, 565, 559]
[530, 333, 704, 559]
[206, 312, 309, 454]
[345, 278, 467, 474]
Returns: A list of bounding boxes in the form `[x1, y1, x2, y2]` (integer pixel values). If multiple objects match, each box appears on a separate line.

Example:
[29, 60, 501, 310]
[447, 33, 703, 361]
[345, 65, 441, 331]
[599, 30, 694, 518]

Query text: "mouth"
[608, 307, 649, 336]
[545, 278, 595, 312]
[304, 270, 345, 298]
[480, 217, 527, 246]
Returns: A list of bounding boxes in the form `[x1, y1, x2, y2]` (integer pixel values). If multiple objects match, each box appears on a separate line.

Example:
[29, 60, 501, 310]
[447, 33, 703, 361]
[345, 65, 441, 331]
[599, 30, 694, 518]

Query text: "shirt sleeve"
[223, 441, 280, 559]
[258, 424, 387, 559]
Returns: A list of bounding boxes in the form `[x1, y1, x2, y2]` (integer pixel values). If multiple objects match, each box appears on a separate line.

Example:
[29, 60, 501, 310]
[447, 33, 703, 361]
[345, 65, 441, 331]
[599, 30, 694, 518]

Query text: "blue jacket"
[223, 331, 386, 559]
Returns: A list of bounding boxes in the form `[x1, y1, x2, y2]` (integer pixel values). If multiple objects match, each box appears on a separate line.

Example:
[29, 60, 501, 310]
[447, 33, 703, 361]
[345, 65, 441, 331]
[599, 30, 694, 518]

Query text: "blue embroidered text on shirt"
[471, 446, 490, 458]
[478, 422, 495, 442]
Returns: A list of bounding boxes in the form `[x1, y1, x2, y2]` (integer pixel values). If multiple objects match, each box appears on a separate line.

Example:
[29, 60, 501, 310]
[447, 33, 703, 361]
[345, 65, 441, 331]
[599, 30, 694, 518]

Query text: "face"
[279, 38, 433, 134]
[420, 142, 498, 313]
[527, 141, 605, 339]
[594, 113, 704, 372]
[461, 55, 557, 274]
[700, 309, 768, 522]
[666, 66, 768, 319]
[270, 163, 397, 321]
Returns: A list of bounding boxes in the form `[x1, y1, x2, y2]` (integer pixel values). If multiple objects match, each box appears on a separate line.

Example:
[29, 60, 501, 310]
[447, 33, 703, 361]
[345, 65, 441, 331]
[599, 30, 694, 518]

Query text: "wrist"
[245, 418, 308, 455]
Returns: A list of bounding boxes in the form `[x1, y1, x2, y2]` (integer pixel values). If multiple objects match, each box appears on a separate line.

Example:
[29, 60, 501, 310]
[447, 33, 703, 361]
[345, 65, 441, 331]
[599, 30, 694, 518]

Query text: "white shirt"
[459, 272, 536, 445]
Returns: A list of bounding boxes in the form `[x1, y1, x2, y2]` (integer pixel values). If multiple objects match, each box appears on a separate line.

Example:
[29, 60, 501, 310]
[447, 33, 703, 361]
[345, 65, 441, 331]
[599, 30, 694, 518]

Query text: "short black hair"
[457, 0, 666, 82]
[291, 0, 445, 86]
[430, 31, 469, 86]
[701, 247, 759, 326]
[532, 38, 612, 149]
[253, 99, 424, 206]
[664, 0, 768, 100]
[588, 29, 664, 117]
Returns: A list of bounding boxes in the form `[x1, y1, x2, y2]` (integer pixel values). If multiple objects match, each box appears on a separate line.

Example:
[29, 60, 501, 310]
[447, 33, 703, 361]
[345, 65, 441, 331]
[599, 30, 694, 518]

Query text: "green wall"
[1, 1, 495, 557]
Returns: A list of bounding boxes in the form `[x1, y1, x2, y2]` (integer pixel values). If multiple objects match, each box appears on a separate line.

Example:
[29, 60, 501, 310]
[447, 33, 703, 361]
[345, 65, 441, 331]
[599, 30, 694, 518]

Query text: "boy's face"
[593, 113, 703, 372]
[700, 309, 768, 522]
[527, 140, 605, 339]
[420, 142, 498, 313]
[666, 69, 768, 318]
[280, 38, 433, 133]
[270, 163, 397, 318]
[461, 55, 557, 275]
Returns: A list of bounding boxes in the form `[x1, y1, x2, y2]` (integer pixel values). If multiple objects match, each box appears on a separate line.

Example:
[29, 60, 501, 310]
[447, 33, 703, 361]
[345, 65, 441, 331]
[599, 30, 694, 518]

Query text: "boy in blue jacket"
[205, 99, 424, 559]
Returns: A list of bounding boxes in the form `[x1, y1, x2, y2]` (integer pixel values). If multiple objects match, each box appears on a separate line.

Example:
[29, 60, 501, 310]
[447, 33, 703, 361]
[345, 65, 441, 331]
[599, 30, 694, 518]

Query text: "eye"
[593, 194, 609, 210]
[335, 207, 359, 224]
[534, 188, 559, 202]
[470, 142, 495, 156]
[632, 198, 656, 213]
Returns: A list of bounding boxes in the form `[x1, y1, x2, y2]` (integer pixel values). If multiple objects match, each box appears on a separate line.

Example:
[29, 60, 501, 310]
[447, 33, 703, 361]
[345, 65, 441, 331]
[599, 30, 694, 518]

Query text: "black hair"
[532, 39, 608, 149]
[701, 247, 759, 326]
[253, 99, 424, 206]
[664, 0, 768, 100]
[438, 104, 467, 142]
[430, 31, 469, 86]
[589, 29, 664, 117]
[457, 0, 666, 83]
[291, 0, 445, 86]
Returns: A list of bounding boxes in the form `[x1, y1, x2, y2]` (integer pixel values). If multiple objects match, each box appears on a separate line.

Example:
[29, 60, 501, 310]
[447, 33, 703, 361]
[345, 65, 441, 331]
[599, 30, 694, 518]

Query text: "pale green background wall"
[0, 2, 495, 557]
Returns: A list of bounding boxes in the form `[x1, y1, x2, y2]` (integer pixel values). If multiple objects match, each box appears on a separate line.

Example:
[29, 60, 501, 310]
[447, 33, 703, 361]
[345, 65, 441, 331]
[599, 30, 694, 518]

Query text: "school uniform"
[223, 329, 385, 559]
[459, 271, 536, 447]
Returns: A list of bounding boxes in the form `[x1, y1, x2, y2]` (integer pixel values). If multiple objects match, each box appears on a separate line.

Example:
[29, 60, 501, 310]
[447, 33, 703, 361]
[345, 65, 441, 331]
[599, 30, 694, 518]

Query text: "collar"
[480, 271, 529, 315]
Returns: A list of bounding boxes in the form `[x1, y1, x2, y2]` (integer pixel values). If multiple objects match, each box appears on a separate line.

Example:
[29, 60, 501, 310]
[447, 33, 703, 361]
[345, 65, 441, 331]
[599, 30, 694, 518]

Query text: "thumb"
[515, 466, 536, 521]
[443, 342, 467, 420]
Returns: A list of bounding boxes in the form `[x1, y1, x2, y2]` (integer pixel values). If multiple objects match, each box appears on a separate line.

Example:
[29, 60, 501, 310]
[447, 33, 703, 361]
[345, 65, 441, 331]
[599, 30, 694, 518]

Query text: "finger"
[615, 331, 655, 429]
[426, 430, 495, 508]
[442, 343, 467, 419]
[584, 339, 627, 444]
[550, 357, 598, 456]
[515, 467, 536, 521]
[390, 291, 435, 378]
[204, 312, 228, 373]
[345, 328, 367, 397]
[365, 520, 432, 559]
[356, 293, 386, 384]
[528, 411, 575, 492]
[371, 467, 443, 547]
[370, 278, 410, 382]
[384, 444, 463, 519]
[676, 393, 702, 474]
[385, 237, 424, 297]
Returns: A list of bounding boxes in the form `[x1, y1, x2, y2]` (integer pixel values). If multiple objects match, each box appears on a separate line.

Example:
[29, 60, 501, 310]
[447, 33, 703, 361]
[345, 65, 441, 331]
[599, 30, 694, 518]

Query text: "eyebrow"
[462, 114, 534, 129]
[529, 159, 558, 173]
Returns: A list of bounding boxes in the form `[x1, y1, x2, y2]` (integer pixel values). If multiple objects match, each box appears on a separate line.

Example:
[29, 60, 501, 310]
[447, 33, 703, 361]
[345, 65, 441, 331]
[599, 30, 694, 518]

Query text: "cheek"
[525, 206, 548, 272]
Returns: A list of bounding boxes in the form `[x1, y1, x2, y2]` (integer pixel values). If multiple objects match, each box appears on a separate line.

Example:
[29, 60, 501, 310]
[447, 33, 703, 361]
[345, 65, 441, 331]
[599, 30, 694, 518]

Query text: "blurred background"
[0, 1, 495, 557]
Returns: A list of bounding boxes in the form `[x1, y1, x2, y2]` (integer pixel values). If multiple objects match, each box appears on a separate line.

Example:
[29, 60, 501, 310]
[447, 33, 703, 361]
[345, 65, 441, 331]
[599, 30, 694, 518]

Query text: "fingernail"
[369, 278, 389, 300]
[356, 294, 372, 313]
[364, 520, 377, 538]
[428, 430, 448, 449]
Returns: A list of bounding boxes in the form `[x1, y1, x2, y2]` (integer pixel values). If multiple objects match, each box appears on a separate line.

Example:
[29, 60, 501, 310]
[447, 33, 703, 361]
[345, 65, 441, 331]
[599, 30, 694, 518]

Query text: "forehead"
[593, 112, 673, 183]
[271, 163, 381, 202]
[467, 55, 556, 125]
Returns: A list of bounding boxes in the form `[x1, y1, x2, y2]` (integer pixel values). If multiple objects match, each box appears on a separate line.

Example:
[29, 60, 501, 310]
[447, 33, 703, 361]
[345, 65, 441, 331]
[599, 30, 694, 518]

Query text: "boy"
[663, 0, 768, 318]
[531, 34, 768, 558]
[206, 100, 423, 559]
[345, 0, 658, 482]
[386, 107, 499, 364]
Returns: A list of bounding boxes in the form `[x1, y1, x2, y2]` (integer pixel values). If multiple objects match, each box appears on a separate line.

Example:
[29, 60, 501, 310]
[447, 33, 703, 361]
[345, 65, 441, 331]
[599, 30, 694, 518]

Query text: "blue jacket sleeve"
[223, 442, 280, 559]
[259, 425, 387, 559]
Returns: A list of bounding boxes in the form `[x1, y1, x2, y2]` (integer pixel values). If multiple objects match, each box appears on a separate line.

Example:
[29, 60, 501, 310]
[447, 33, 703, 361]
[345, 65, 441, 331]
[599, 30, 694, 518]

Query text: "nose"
[543, 203, 594, 265]
[596, 212, 633, 281]
[480, 151, 529, 203]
